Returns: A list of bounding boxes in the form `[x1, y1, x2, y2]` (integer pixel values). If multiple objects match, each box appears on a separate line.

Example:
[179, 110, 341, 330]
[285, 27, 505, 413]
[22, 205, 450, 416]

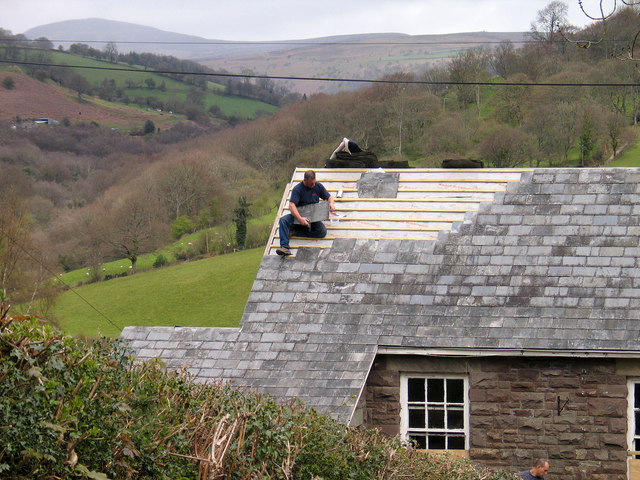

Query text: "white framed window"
[628, 379, 640, 458]
[400, 375, 469, 450]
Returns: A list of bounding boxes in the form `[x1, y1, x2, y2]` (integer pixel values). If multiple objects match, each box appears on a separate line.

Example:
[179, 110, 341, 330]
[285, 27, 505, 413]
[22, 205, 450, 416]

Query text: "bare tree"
[494, 73, 532, 125]
[448, 47, 490, 112]
[155, 158, 218, 221]
[104, 41, 118, 63]
[253, 141, 287, 179]
[426, 112, 474, 156]
[606, 112, 628, 159]
[0, 188, 30, 299]
[556, 102, 579, 165]
[477, 126, 533, 168]
[576, 101, 606, 165]
[525, 104, 565, 167]
[491, 40, 518, 79]
[530, 1, 570, 45]
[97, 185, 167, 274]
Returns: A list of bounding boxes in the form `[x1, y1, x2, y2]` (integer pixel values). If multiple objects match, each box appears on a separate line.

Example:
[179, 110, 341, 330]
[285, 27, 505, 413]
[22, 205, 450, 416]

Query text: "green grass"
[51, 247, 264, 338]
[48, 203, 278, 339]
[57, 208, 276, 287]
[48, 51, 278, 119]
[205, 93, 278, 117]
[49, 51, 210, 90]
[608, 137, 640, 166]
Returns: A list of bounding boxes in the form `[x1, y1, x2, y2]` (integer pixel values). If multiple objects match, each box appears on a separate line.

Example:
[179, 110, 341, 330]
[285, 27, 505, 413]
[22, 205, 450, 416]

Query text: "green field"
[49, 51, 192, 88]
[51, 247, 264, 338]
[48, 51, 278, 119]
[608, 137, 640, 166]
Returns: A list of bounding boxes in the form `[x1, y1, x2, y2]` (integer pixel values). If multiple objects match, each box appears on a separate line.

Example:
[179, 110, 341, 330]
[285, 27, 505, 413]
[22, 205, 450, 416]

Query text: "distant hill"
[24, 18, 306, 59]
[25, 18, 526, 95]
[205, 31, 527, 95]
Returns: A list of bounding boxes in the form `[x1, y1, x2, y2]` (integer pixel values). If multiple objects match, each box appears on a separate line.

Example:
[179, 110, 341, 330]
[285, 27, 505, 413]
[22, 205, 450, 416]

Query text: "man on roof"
[276, 170, 336, 256]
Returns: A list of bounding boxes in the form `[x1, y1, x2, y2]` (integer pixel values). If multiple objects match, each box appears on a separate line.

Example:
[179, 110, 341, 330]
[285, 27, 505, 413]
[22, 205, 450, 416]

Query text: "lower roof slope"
[121, 167, 640, 423]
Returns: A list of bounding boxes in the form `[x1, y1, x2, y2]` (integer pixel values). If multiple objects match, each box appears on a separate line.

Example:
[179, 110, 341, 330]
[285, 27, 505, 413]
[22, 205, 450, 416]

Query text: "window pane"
[428, 435, 446, 449]
[409, 408, 425, 429]
[636, 412, 640, 436]
[427, 378, 444, 402]
[403, 375, 468, 452]
[448, 435, 466, 450]
[410, 435, 426, 449]
[448, 409, 464, 429]
[408, 378, 425, 402]
[428, 408, 445, 428]
[447, 379, 464, 403]
[636, 383, 640, 409]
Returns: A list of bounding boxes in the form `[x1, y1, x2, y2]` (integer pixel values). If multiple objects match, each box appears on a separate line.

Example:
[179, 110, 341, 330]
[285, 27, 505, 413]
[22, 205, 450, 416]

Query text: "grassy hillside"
[0, 69, 175, 129]
[50, 247, 264, 338]
[0, 51, 278, 129]
[48, 51, 278, 119]
[49, 51, 196, 88]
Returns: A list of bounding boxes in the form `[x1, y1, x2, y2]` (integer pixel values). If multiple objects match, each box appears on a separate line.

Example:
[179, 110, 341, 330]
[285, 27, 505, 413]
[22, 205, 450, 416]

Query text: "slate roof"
[264, 167, 525, 255]
[121, 167, 640, 423]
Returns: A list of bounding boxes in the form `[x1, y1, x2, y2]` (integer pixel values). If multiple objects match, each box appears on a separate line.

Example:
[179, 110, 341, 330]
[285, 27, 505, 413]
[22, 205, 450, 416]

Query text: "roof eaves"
[377, 346, 640, 358]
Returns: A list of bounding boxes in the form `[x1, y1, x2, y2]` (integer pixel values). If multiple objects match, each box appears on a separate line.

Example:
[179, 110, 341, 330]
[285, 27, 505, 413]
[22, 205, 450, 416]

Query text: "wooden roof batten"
[265, 167, 531, 256]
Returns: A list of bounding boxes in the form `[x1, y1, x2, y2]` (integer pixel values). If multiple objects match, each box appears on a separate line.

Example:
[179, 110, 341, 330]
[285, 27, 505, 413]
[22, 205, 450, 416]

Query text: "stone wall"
[362, 355, 630, 479]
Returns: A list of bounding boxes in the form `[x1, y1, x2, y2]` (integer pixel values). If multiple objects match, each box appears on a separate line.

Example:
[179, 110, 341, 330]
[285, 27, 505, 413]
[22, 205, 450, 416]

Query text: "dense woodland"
[2, 2, 640, 309]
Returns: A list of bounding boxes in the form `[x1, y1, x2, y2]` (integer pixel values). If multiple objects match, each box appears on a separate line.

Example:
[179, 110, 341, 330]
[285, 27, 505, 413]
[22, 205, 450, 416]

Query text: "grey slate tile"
[121, 167, 640, 423]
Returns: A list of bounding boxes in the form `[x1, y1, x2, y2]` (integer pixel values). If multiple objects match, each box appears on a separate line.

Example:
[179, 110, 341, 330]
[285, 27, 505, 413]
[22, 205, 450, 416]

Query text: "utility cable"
[1, 59, 639, 87]
[0, 226, 123, 334]
[0, 38, 540, 46]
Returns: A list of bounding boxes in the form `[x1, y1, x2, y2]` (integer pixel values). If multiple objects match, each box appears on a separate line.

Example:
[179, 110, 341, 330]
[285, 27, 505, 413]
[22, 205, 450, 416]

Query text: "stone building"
[122, 167, 640, 479]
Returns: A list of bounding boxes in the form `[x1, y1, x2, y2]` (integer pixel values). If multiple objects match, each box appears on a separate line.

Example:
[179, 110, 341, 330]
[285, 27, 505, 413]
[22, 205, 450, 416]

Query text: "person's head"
[531, 459, 549, 477]
[303, 170, 316, 188]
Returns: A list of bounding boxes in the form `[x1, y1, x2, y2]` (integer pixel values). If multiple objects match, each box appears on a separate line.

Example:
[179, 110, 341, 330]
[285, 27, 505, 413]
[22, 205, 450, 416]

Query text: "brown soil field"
[0, 71, 176, 130]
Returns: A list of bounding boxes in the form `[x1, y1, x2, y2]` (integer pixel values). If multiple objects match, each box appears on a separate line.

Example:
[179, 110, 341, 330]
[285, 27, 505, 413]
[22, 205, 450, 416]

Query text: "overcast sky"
[3, 0, 602, 41]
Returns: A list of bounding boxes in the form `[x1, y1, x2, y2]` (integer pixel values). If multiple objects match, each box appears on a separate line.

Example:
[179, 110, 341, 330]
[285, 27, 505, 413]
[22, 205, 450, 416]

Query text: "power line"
[0, 226, 123, 334]
[2, 37, 536, 46]
[1, 58, 639, 87]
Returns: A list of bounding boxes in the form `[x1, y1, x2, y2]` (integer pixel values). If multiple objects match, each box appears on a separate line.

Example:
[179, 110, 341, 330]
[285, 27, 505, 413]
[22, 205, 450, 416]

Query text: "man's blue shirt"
[290, 181, 330, 207]
[519, 471, 545, 480]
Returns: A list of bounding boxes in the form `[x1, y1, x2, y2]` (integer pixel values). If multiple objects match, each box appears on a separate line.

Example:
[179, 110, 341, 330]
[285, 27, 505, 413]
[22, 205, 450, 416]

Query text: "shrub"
[84, 266, 103, 284]
[143, 119, 156, 135]
[173, 247, 191, 261]
[206, 226, 235, 255]
[58, 252, 84, 272]
[246, 222, 272, 249]
[233, 196, 250, 248]
[190, 232, 209, 256]
[152, 122, 207, 145]
[2, 76, 15, 90]
[0, 307, 515, 480]
[152, 253, 168, 268]
[171, 215, 194, 239]
[103, 271, 129, 280]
